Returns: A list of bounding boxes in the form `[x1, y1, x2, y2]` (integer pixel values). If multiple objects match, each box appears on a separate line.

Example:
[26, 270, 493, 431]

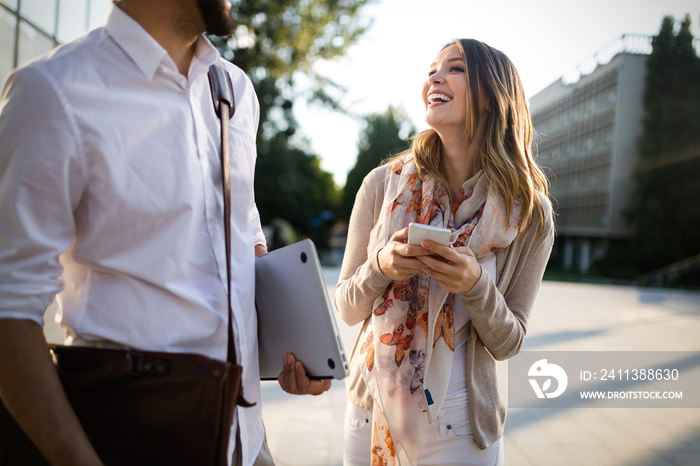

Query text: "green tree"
[222, 1, 369, 80]
[209, 0, 372, 241]
[624, 14, 700, 278]
[212, 0, 372, 139]
[254, 132, 339, 248]
[339, 107, 414, 220]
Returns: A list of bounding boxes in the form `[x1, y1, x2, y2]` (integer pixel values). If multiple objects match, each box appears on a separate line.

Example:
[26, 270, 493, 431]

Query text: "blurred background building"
[0, 0, 110, 81]
[531, 35, 651, 274]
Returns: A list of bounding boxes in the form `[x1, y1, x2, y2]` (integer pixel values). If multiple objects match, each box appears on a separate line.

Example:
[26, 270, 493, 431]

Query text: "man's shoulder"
[13, 29, 105, 85]
[214, 59, 259, 115]
[217, 60, 253, 88]
[3, 31, 104, 114]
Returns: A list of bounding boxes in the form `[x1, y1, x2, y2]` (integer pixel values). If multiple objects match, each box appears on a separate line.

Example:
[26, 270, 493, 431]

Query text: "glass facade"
[531, 49, 650, 272]
[534, 66, 619, 234]
[0, 7, 15, 81]
[22, 0, 57, 35]
[57, 0, 89, 43]
[0, 0, 110, 85]
[17, 19, 55, 66]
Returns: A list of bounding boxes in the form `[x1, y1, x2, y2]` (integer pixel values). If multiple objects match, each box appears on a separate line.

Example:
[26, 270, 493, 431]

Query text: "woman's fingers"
[378, 228, 433, 280]
[417, 241, 481, 293]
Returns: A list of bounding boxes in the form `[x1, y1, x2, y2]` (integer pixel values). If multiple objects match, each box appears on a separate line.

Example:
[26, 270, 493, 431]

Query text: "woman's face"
[421, 45, 468, 133]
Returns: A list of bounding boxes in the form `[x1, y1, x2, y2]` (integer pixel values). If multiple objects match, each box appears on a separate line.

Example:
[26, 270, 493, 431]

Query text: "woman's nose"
[429, 71, 444, 84]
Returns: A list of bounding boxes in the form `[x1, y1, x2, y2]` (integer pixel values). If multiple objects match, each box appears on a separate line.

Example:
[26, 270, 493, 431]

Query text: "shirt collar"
[105, 4, 167, 79]
[189, 35, 221, 81]
[104, 3, 220, 81]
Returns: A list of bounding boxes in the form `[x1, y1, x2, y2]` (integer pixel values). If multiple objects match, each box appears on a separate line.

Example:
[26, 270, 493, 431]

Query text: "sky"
[292, 0, 700, 187]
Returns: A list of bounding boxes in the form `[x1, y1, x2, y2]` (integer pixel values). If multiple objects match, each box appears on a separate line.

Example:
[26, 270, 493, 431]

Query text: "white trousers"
[343, 401, 503, 466]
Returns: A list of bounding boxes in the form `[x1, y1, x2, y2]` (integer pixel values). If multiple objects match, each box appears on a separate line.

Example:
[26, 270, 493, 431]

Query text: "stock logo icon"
[528, 359, 568, 399]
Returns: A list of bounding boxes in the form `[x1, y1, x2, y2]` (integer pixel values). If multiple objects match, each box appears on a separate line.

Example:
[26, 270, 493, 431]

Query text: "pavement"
[43, 268, 700, 465]
[259, 268, 700, 466]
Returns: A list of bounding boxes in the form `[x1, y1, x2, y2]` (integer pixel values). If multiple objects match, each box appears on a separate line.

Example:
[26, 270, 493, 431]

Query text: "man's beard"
[195, 0, 236, 37]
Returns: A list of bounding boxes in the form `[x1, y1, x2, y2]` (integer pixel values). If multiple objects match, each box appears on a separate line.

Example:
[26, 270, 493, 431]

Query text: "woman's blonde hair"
[403, 38, 549, 236]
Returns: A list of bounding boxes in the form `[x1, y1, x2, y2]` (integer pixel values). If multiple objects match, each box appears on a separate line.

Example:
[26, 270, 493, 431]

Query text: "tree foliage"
[625, 14, 700, 276]
[226, 0, 369, 78]
[209, 0, 372, 241]
[254, 133, 339, 247]
[214, 0, 372, 137]
[639, 15, 700, 156]
[339, 107, 414, 220]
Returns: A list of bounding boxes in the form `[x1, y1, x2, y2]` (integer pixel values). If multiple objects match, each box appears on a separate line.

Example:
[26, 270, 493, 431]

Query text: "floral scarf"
[360, 155, 521, 465]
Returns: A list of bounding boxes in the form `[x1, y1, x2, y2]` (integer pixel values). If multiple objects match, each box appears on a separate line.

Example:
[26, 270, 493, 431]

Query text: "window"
[20, 0, 57, 36]
[87, 0, 110, 30]
[2, 0, 19, 10]
[0, 8, 16, 81]
[0, 0, 111, 84]
[57, 0, 88, 43]
[17, 20, 55, 68]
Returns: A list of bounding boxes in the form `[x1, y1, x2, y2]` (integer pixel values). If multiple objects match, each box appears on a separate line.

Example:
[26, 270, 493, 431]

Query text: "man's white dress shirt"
[0, 5, 266, 464]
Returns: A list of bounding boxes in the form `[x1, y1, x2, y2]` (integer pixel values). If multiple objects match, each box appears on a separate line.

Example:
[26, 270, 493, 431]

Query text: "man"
[0, 1, 329, 465]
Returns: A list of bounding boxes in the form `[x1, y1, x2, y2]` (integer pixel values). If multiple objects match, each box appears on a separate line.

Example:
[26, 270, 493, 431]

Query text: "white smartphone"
[407, 223, 451, 246]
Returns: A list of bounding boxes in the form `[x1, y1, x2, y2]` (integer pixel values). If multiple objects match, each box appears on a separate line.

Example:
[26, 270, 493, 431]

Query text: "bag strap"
[208, 65, 256, 416]
[207, 65, 237, 365]
[208, 63, 254, 466]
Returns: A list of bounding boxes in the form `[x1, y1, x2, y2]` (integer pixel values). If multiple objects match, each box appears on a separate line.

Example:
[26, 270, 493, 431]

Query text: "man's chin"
[209, 19, 236, 37]
[197, 0, 236, 37]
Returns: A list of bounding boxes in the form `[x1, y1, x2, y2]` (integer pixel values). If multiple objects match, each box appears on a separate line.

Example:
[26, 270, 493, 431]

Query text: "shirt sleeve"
[244, 73, 265, 248]
[0, 66, 86, 324]
[249, 202, 266, 247]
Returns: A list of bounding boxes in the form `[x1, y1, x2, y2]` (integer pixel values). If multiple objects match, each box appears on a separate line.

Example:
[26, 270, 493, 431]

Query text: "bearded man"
[0, 2, 329, 465]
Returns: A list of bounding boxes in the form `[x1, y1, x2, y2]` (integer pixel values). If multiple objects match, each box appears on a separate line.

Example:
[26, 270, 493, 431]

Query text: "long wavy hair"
[400, 38, 549, 236]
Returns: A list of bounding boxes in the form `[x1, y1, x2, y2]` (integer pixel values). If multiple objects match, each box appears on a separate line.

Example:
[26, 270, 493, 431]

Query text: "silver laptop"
[255, 239, 348, 380]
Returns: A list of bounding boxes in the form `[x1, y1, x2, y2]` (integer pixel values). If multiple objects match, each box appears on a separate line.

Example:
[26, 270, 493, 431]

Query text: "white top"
[0, 5, 266, 465]
[444, 252, 498, 433]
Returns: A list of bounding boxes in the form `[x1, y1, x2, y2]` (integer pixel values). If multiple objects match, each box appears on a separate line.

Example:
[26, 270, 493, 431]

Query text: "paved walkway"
[260, 268, 700, 466]
[42, 269, 700, 465]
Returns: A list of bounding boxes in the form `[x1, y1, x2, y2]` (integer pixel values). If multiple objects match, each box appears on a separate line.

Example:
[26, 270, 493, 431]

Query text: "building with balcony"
[530, 35, 651, 273]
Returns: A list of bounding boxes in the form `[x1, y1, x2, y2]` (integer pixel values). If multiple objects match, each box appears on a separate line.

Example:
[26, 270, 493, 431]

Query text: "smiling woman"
[335, 38, 554, 466]
[422, 50, 468, 138]
[411, 39, 549, 236]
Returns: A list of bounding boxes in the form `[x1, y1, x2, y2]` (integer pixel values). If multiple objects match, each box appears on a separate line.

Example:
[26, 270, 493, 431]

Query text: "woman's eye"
[428, 70, 437, 77]
[450, 66, 465, 73]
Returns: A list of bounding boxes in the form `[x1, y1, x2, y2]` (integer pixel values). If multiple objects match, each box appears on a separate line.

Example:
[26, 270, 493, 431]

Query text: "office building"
[1, 0, 110, 83]
[530, 35, 651, 273]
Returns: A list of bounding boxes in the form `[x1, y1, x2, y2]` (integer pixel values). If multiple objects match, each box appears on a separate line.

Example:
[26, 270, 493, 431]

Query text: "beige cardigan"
[335, 164, 555, 450]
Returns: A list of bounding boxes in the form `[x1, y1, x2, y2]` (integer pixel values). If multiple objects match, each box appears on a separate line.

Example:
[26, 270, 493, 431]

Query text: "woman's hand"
[277, 354, 332, 396]
[377, 227, 434, 281]
[416, 240, 482, 294]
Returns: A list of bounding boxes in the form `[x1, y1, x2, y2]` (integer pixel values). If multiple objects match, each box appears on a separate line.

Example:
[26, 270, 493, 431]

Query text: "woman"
[335, 38, 554, 466]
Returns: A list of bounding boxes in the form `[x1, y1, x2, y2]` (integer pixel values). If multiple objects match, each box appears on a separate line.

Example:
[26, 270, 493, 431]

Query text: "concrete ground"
[42, 268, 700, 465]
[259, 268, 700, 466]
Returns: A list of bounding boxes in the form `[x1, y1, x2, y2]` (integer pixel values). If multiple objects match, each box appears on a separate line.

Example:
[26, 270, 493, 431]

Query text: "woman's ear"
[485, 96, 493, 112]
[479, 89, 492, 113]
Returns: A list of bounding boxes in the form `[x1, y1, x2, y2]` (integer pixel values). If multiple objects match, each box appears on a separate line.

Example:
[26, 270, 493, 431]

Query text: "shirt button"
[446, 424, 452, 430]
